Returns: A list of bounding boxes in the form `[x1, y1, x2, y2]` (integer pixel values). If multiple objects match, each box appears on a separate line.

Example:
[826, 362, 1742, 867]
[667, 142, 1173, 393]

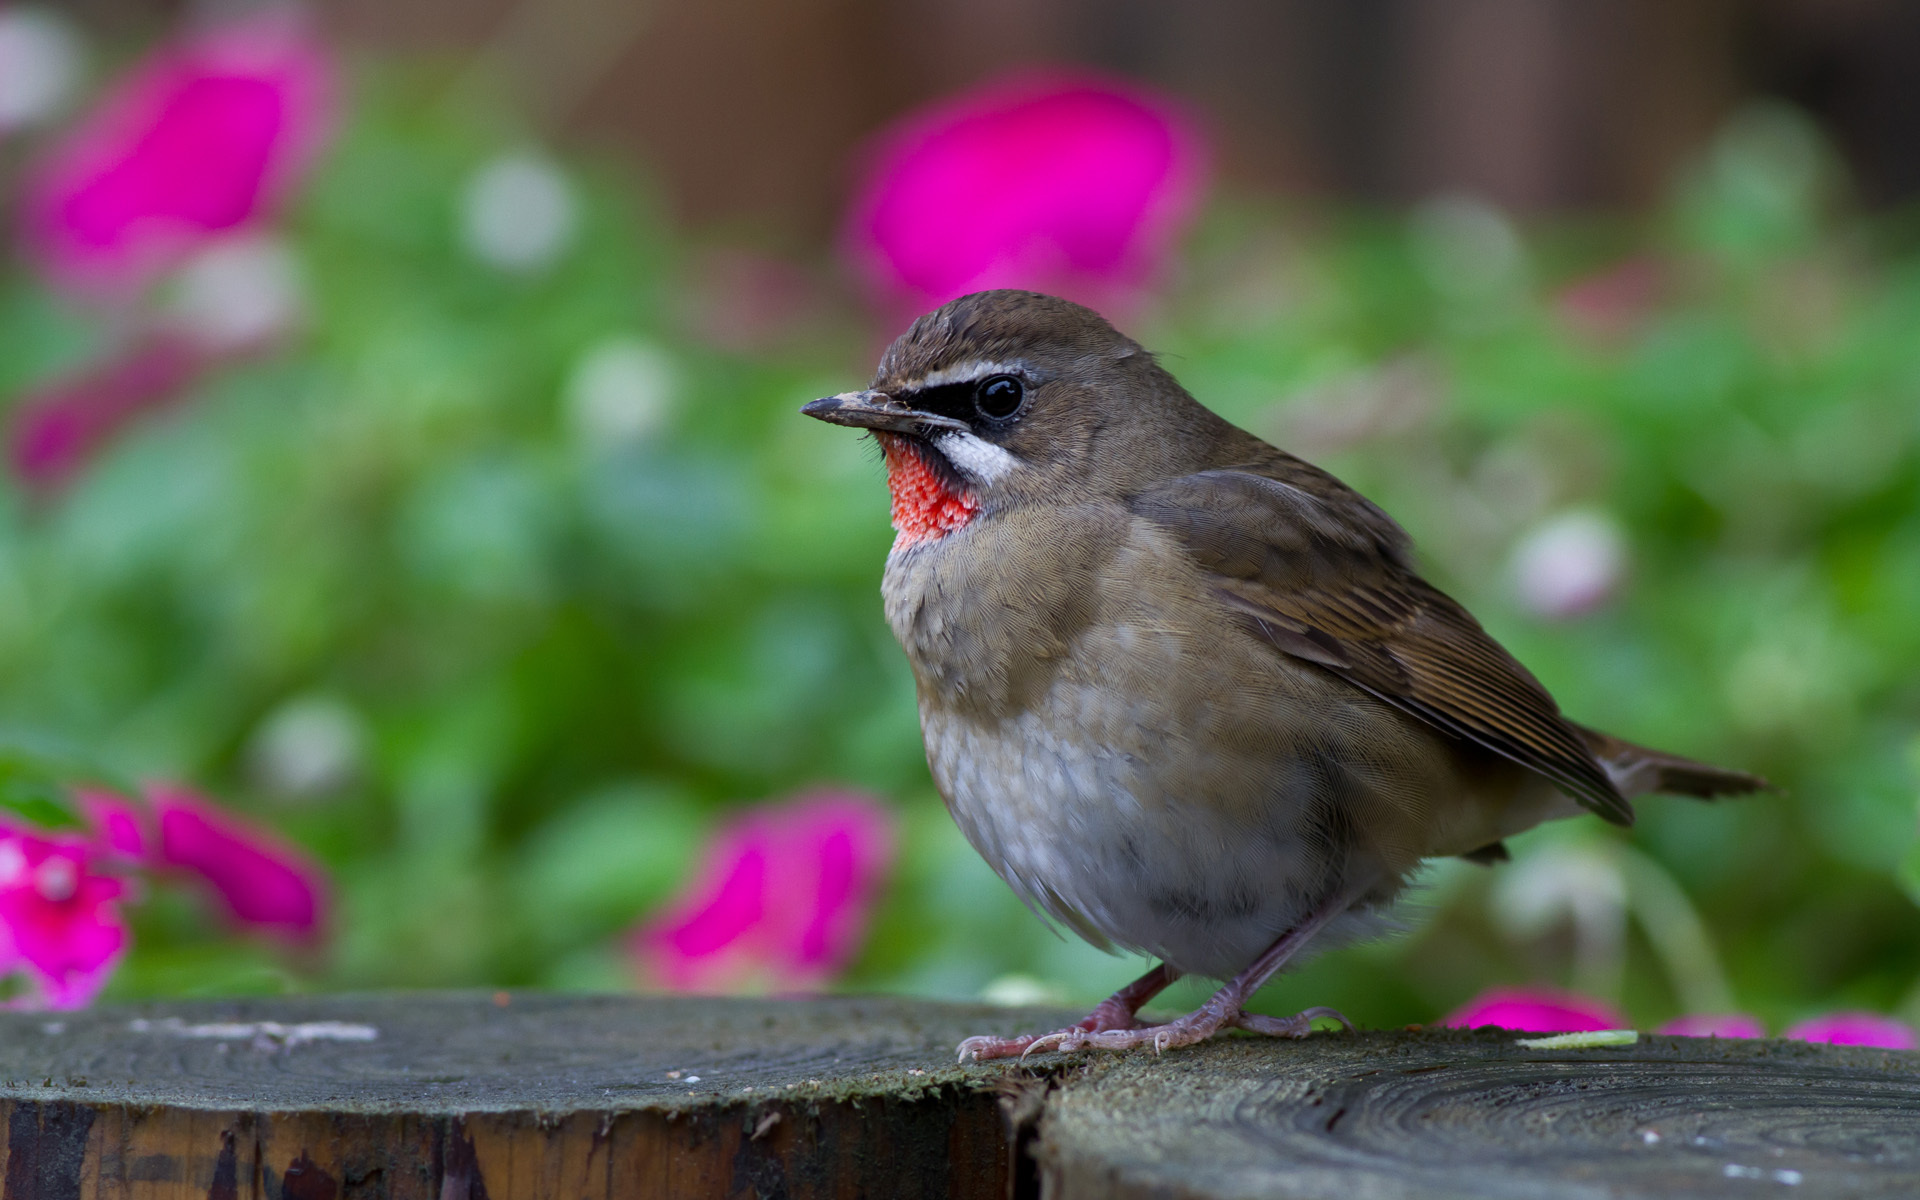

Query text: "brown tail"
[1574, 724, 1771, 801]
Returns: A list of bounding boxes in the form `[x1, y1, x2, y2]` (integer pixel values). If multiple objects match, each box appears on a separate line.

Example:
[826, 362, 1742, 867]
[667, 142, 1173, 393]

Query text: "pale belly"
[924, 690, 1337, 978]
[913, 598, 1491, 978]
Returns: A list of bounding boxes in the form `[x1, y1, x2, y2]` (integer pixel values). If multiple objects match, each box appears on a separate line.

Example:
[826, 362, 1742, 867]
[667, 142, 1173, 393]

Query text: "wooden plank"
[1034, 1026, 1920, 1199]
[0, 992, 1078, 1200]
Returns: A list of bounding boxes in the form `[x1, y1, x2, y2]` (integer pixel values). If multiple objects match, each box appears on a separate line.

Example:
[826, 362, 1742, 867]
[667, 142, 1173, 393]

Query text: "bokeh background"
[1, 0, 1918, 1037]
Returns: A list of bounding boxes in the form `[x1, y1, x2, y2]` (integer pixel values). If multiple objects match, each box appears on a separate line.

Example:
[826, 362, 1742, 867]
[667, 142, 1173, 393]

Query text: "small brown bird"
[803, 290, 1764, 1061]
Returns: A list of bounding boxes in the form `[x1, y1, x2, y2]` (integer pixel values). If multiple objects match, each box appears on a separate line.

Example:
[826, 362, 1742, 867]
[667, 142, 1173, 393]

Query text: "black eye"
[975, 375, 1025, 420]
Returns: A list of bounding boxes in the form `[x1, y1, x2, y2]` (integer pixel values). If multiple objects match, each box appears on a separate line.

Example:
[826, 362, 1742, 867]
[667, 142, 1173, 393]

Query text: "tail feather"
[1574, 724, 1770, 801]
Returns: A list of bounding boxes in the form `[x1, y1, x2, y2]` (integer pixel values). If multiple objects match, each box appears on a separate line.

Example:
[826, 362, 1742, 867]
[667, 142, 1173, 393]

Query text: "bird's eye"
[975, 375, 1025, 420]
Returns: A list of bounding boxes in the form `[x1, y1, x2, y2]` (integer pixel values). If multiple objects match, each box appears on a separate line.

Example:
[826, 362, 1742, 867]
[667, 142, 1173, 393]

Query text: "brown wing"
[1132, 466, 1634, 825]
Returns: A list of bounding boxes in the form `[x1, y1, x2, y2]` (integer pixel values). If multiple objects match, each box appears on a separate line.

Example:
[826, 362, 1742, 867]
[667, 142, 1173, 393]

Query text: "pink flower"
[1508, 510, 1629, 620]
[76, 789, 149, 860]
[81, 785, 326, 942]
[1784, 1012, 1918, 1050]
[844, 72, 1206, 324]
[634, 791, 896, 994]
[1552, 256, 1666, 348]
[148, 785, 325, 941]
[8, 332, 207, 491]
[1657, 1013, 1767, 1039]
[0, 829, 129, 1008]
[1440, 987, 1627, 1033]
[21, 12, 333, 295]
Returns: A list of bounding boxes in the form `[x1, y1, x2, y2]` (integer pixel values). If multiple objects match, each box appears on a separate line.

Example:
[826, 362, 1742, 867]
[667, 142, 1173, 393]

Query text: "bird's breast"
[881, 503, 1128, 716]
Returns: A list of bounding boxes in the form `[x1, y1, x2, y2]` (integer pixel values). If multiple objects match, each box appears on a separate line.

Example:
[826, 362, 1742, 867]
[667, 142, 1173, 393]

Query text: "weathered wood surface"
[0, 991, 1077, 1200]
[0, 994, 1917, 1199]
[1037, 1026, 1920, 1200]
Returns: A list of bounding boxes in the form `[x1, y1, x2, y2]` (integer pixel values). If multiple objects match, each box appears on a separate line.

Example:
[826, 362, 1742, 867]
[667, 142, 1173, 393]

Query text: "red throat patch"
[880, 434, 978, 549]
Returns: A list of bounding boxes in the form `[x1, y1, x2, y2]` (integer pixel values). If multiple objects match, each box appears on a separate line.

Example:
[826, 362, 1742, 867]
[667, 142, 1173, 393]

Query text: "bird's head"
[803, 290, 1223, 549]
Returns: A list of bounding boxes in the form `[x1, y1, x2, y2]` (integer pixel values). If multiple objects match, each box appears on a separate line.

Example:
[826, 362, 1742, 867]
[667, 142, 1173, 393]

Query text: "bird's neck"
[881, 435, 978, 550]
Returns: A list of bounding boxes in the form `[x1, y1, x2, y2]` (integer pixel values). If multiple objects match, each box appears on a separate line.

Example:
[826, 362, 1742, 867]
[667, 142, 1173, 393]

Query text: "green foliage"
[4, 76, 1918, 1032]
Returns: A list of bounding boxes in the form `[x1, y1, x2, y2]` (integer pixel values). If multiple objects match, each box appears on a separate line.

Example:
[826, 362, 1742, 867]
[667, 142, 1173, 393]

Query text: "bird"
[801, 289, 1765, 1062]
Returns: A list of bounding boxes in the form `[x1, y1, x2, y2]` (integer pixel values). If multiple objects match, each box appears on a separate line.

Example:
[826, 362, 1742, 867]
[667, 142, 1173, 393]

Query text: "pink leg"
[1021, 892, 1360, 1058]
[957, 962, 1182, 1062]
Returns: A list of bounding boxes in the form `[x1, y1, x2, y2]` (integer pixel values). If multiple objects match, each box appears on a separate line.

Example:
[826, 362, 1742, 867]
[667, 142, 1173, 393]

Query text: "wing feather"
[1135, 466, 1633, 824]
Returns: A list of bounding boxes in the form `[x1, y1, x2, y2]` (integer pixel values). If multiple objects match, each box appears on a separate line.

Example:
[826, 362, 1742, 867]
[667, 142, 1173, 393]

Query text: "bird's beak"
[801, 391, 968, 437]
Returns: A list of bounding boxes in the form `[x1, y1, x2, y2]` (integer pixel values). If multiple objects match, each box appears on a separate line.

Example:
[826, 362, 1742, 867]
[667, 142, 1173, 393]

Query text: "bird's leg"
[1020, 891, 1360, 1057]
[956, 962, 1182, 1062]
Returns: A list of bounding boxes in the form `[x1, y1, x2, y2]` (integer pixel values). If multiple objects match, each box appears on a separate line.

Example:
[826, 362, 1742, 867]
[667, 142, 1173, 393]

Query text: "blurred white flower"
[1492, 840, 1627, 1001]
[248, 695, 367, 800]
[1706, 104, 1828, 229]
[166, 233, 306, 352]
[0, 9, 84, 133]
[1509, 509, 1627, 619]
[1411, 193, 1527, 305]
[564, 337, 677, 450]
[980, 973, 1066, 1007]
[460, 151, 577, 273]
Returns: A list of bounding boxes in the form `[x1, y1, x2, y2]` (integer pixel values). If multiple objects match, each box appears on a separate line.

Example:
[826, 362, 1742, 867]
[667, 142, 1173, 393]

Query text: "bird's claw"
[1020, 1029, 1083, 1059]
[957, 1004, 1353, 1061]
[958, 1033, 1033, 1062]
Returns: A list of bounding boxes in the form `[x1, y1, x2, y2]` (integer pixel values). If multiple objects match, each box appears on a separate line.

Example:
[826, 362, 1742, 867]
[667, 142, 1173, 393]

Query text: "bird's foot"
[957, 964, 1182, 1062]
[1019, 1003, 1353, 1058]
[957, 995, 1144, 1063]
[1232, 1005, 1354, 1038]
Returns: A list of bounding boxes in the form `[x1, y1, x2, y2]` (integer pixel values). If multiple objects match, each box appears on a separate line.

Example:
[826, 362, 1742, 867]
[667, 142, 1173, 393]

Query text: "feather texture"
[1132, 465, 1637, 824]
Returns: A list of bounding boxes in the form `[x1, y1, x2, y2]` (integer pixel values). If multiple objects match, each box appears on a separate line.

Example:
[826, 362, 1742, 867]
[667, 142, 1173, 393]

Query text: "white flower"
[1411, 193, 1527, 305]
[0, 9, 84, 133]
[1509, 509, 1627, 619]
[1493, 842, 1626, 940]
[33, 857, 76, 903]
[248, 695, 366, 800]
[564, 337, 677, 450]
[1493, 840, 1628, 1001]
[460, 151, 577, 273]
[979, 973, 1066, 1007]
[0, 839, 25, 888]
[166, 233, 306, 352]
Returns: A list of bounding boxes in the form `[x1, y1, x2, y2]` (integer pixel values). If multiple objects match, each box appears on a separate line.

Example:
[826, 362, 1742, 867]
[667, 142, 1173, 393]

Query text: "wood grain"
[1035, 1026, 1920, 1199]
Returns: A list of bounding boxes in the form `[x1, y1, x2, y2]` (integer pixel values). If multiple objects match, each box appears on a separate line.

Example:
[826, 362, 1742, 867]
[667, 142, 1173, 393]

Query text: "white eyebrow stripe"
[934, 430, 1020, 484]
[903, 359, 1030, 390]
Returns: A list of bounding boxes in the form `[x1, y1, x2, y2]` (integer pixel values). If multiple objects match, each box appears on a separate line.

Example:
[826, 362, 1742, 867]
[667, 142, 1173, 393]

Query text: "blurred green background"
[3, 2, 1919, 1033]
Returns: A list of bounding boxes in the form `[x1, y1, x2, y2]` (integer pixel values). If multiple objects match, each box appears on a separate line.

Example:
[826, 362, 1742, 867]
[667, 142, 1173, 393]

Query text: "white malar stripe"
[935, 431, 1020, 484]
[907, 359, 1029, 390]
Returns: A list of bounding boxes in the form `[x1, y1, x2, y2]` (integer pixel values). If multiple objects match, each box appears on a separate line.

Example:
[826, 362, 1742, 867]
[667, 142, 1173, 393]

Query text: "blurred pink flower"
[634, 791, 896, 993]
[21, 12, 333, 295]
[845, 72, 1206, 324]
[1657, 1012, 1767, 1039]
[8, 332, 207, 491]
[0, 829, 129, 1008]
[81, 785, 326, 942]
[1441, 986, 1627, 1033]
[147, 785, 325, 942]
[1553, 256, 1666, 348]
[1784, 1011, 1918, 1050]
[1508, 510, 1628, 620]
[76, 788, 149, 860]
